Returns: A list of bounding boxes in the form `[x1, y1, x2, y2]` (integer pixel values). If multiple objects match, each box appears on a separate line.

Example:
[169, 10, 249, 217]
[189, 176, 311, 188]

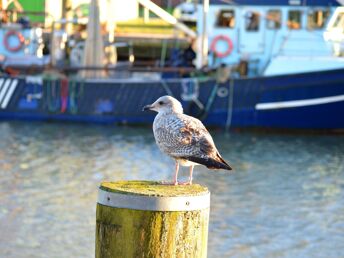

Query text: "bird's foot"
[178, 181, 192, 185]
[160, 180, 179, 186]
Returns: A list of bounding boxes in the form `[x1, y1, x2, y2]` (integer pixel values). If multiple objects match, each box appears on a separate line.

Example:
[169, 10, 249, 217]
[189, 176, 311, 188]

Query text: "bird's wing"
[154, 114, 217, 158]
[154, 114, 232, 170]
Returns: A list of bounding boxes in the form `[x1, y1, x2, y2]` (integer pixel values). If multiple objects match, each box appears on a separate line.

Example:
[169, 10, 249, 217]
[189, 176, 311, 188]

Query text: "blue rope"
[160, 80, 174, 97]
[199, 83, 219, 120]
[225, 79, 234, 132]
[47, 79, 60, 112]
[69, 77, 83, 114]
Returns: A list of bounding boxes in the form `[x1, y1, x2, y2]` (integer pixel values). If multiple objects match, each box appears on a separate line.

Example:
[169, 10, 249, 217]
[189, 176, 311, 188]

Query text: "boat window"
[245, 12, 260, 31]
[266, 10, 281, 29]
[307, 9, 330, 29]
[288, 10, 302, 29]
[216, 10, 235, 28]
[331, 11, 344, 29]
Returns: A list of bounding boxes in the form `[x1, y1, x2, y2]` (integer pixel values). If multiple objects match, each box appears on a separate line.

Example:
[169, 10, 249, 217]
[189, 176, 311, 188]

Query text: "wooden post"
[96, 180, 210, 258]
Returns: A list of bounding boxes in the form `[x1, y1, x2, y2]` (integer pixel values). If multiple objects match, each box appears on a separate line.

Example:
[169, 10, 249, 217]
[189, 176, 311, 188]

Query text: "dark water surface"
[0, 122, 343, 258]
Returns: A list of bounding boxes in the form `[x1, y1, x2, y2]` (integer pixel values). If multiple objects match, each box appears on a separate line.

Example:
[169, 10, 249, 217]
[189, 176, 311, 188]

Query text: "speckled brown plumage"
[154, 112, 231, 170]
[143, 96, 232, 185]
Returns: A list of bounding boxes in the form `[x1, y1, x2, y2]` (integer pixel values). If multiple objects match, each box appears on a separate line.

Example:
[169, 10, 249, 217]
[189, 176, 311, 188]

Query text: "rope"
[42, 73, 55, 112]
[181, 78, 204, 110]
[60, 77, 69, 113]
[46, 78, 60, 112]
[225, 79, 234, 132]
[199, 82, 218, 120]
[160, 80, 174, 96]
[69, 77, 84, 114]
[69, 78, 77, 114]
[160, 39, 168, 67]
[42, 72, 84, 114]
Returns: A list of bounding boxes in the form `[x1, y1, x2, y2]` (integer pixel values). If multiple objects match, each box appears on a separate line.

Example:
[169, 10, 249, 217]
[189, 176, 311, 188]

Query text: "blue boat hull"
[0, 68, 343, 130]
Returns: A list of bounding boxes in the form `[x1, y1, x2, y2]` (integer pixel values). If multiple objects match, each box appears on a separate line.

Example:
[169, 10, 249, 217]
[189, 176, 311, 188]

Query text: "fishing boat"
[0, 0, 343, 130]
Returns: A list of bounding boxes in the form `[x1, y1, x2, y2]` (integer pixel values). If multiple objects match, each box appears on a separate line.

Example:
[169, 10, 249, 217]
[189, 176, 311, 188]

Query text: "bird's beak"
[142, 104, 153, 111]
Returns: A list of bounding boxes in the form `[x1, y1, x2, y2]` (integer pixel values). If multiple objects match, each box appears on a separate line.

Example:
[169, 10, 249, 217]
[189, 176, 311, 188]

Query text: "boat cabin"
[197, 0, 342, 77]
[324, 6, 344, 56]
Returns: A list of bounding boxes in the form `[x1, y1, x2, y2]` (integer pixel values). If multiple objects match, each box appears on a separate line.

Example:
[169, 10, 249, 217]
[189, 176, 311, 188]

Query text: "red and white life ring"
[3, 30, 25, 52]
[210, 35, 233, 58]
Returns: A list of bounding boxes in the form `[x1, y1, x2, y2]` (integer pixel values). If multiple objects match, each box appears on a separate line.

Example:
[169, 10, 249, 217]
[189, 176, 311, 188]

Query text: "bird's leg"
[173, 161, 179, 185]
[161, 160, 179, 185]
[188, 165, 194, 185]
[180, 165, 194, 185]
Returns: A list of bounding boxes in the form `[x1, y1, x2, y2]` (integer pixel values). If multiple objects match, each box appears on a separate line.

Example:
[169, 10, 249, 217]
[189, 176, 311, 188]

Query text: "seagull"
[143, 95, 232, 185]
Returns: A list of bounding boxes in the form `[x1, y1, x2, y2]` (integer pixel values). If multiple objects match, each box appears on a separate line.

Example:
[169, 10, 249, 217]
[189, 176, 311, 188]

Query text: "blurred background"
[0, 0, 343, 257]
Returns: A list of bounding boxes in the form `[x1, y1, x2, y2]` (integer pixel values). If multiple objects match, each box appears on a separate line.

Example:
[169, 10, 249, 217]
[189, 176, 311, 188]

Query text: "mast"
[199, 0, 209, 68]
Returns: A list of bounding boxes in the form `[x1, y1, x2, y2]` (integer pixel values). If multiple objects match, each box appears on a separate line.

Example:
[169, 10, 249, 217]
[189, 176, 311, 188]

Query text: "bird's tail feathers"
[216, 153, 233, 170]
[184, 155, 233, 171]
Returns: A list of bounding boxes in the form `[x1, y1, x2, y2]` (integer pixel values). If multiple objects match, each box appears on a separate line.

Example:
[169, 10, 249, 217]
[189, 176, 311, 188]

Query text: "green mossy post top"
[100, 180, 209, 197]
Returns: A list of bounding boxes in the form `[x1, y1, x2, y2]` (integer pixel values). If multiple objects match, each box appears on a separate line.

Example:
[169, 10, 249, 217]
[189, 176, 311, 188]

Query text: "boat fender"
[210, 35, 233, 58]
[4, 30, 25, 52]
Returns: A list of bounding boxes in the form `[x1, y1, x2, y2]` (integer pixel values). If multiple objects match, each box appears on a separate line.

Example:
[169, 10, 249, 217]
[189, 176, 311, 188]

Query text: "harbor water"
[0, 122, 343, 258]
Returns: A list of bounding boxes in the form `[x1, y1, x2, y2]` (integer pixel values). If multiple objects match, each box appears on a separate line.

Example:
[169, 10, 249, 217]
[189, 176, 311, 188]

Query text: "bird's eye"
[158, 101, 164, 105]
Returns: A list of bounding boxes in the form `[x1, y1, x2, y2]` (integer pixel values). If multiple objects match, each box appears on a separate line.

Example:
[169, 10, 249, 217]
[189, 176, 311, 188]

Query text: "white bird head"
[143, 96, 183, 114]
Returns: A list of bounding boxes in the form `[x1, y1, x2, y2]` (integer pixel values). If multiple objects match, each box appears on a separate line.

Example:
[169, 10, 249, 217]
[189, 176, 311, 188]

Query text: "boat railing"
[0, 64, 199, 77]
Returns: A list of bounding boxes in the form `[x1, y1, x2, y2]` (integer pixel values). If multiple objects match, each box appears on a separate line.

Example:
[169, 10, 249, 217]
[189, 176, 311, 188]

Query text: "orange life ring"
[4, 30, 25, 52]
[210, 35, 233, 58]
